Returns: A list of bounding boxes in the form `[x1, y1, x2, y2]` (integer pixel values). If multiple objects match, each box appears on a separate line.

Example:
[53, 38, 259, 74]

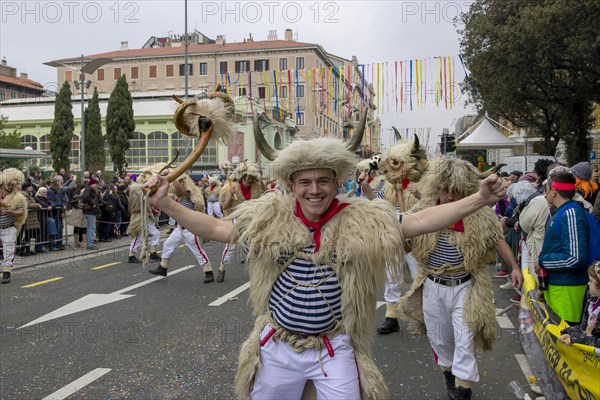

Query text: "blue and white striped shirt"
[269, 240, 342, 335]
[426, 231, 468, 279]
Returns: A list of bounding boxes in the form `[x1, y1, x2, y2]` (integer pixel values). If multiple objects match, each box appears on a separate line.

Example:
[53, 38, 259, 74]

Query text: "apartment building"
[0, 58, 45, 101]
[46, 29, 380, 152]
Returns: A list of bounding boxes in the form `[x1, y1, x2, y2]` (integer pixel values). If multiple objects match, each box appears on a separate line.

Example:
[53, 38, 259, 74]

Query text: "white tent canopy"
[457, 117, 521, 149]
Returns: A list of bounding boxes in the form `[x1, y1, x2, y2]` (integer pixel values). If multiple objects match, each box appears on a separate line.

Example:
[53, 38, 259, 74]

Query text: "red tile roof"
[0, 74, 44, 91]
[52, 40, 321, 63]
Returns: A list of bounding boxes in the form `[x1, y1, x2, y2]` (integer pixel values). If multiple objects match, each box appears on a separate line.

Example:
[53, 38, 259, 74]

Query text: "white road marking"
[209, 282, 251, 306]
[495, 308, 515, 329]
[19, 265, 195, 329]
[42, 368, 111, 400]
[515, 353, 534, 381]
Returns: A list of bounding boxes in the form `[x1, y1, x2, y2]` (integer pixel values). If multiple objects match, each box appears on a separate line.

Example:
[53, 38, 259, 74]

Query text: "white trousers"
[383, 253, 418, 303]
[0, 226, 17, 272]
[422, 278, 479, 383]
[160, 226, 209, 266]
[251, 324, 360, 400]
[207, 201, 223, 218]
[129, 219, 160, 253]
[220, 242, 235, 268]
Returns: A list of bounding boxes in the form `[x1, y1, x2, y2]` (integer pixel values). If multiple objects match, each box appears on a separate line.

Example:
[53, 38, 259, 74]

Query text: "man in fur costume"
[398, 157, 522, 400]
[204, 175, 223, 218]
[144, 133, 507, 399]
[127, 171, 160, 264]
[373, 135, 428, 334]
[213, 161, 264, 283]
[0, 168, 28, 284]
[148, 174, 213, 277]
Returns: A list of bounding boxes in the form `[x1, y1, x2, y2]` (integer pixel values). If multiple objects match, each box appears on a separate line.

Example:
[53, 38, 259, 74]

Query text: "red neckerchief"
[436, 199, 464, 232]
[401, 179, 410, 190]
[240, 182, 252, 200]
[210, 184, 216, 192]
[367, 177, 374, 184]
[294, 198, 350, 252]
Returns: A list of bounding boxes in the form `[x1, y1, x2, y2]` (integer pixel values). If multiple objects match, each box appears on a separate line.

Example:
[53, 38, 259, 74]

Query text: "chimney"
[1, 57, 7, 66]
[120, 41, 129, 50]
[284, 29, 293, 42]
[20, 72, 28, 80]
[247, 33, 253, 42]
[216, 34, 226, 45]
[267, 30, 278, 41]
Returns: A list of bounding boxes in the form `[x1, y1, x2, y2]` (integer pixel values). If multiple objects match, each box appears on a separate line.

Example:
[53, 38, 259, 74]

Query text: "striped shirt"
[426, 231, 469, 279]
[269, 239, 342, 335]
[180, 197, 195, 211]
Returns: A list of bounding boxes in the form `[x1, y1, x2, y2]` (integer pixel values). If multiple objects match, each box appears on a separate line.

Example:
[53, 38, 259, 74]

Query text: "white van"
[499, 155, 556, 174]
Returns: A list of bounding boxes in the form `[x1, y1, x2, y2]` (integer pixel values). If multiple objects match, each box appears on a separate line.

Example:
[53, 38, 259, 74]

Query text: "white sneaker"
[531, 384, 543, 395]
[500, 281, 513, 289]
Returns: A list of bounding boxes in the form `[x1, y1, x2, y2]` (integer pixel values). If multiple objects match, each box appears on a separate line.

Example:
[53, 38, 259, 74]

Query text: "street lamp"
[45, 56, 113, 183]
[24, 146, 33, 178]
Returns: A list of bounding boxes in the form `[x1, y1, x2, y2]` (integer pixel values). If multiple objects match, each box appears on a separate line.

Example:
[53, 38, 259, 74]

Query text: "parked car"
[499, 155, 556, 174]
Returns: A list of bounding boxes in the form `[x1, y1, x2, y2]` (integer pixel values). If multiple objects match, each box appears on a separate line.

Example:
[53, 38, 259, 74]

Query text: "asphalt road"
[0, 241, 533, 399]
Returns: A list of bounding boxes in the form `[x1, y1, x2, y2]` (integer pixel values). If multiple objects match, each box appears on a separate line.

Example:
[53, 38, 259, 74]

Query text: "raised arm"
[145, 175, 234, 243]
[402, 174, 505, 239]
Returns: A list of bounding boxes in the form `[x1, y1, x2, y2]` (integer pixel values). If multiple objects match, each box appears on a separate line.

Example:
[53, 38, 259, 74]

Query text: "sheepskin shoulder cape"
[399, 201, 502, 351]
[229, 192, 404, 400]
[218, 181, 263, 216]
[2, 191, 28, 232]
[127, 184, 156, 237]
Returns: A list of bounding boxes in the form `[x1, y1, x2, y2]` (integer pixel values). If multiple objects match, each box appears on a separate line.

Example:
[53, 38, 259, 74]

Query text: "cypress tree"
[84, 87, 105, 174]
[106, 75, 135, 175]
[50, 81, 74, 172]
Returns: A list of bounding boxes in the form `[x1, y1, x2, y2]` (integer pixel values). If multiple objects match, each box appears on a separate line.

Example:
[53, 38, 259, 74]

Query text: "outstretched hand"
[143, 175, 170, 208]
[478, 175, 506, 204]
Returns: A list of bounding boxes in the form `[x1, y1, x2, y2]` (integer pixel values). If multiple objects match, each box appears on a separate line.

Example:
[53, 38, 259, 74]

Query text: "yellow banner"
[523, 269, 600, 399]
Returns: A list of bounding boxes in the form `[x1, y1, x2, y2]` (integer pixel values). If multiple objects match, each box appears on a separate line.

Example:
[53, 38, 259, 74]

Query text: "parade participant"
[399, 157, 522, 400]
[214, 161, 263, 283]
[145, 117, 506, 399]
[127, 171, 160, 264]
[356, 155, 385, 199]
[0, 168, 28, 284]
[373, 135, 428, 334]
[204, 175, 223, 218]
[148, 174, 212, 277]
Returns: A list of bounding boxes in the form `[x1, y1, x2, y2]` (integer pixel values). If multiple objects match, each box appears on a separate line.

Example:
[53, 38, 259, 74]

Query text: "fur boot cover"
[127, 183, 156, 237]
[0, 168, 28, 231]
[397, 163, 503, 351]
[218, 180, 263, 216]
[229, 192, 404, 399]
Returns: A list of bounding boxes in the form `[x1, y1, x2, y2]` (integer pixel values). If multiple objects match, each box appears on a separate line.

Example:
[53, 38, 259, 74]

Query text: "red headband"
[552, 181, 576, 191]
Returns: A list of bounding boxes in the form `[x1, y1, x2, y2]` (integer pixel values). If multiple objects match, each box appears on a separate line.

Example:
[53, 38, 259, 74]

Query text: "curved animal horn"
[345, 108, 368, 152]
[392, 126, 402, 142]
[147, 125, 214, 195]
[172, 95, 184, 104]
[253, 113, 279, 161]
[411, 133, 420, 154]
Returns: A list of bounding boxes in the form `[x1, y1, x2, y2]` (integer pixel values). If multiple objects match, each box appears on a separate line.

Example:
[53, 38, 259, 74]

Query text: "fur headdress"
[272, 138, 356, 187]
[420, 156, 481, 200]
[233, 161, 261, 181]
[381, 136, 428, 185]
[356, 159, 372, 173]
[0, 168, 25, 190]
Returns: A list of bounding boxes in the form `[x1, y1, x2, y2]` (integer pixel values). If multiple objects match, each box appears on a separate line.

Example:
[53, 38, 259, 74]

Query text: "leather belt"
[427, 274, 471, 287]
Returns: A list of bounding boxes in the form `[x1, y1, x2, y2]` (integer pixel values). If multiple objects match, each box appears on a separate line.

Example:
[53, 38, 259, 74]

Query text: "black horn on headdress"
[345, 108, 368, 152]
[253, 113, 279, 161]
[392, 126, 402, 142]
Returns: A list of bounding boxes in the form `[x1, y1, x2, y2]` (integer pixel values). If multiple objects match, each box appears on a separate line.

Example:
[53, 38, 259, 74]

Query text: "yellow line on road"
[21, 277, 64, 288]
[91, 262, 121, 270]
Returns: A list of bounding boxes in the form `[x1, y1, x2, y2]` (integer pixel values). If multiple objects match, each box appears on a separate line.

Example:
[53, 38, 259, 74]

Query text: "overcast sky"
[1, 0, 477, 148]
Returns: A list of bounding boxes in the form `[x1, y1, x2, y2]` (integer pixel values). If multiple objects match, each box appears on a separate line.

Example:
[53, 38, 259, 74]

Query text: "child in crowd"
[559, 262, 600, 347]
